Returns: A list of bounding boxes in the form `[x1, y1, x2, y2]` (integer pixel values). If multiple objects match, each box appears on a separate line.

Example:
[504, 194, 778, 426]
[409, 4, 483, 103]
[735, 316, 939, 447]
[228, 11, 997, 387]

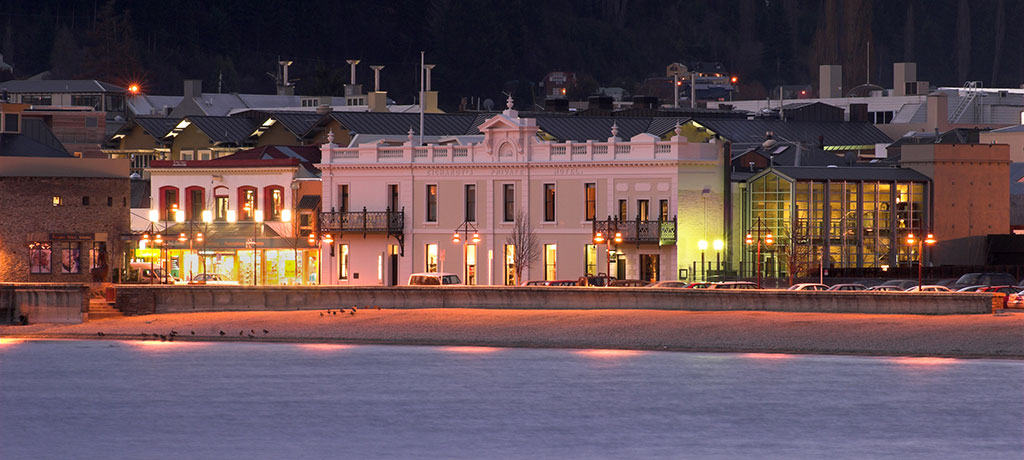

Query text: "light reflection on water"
[0, 340, 1021, 460]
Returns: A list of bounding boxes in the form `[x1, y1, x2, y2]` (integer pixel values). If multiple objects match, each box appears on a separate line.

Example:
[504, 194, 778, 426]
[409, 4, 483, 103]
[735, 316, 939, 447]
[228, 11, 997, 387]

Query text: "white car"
[904, 285, 953, 292]
[788, 283, 829, 291]
[189, 273, 239, 285]
[408, 272, 463, 285]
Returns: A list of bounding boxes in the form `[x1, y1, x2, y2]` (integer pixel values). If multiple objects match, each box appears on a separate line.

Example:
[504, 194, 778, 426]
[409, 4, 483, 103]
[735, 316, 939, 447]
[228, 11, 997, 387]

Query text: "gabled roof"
[1011, 163, 1024, 196]
[991, 124, 1024, 134]
[212, 145, 320, 164]
[0, 118, 71, 157]
[297, 195, 321, 210]
[327, 112, 481, 136]
[0, 79, 124, 93]
[265, 112, 324, 138]
[128, 95, 183, 117]
[756, 166, 930, 182]
[178, 116, 259, 144]
[691, 118, 892, 147]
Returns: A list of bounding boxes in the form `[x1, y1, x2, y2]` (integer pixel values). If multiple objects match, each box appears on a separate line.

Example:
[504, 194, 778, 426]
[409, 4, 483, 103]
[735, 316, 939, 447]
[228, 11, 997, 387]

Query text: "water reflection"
[742, 352, 794, 360]
[295, 343, 353, 352]
[890, 356, 960, 367]
[574, 349, 644, 358]
[441, 346, 501, 354]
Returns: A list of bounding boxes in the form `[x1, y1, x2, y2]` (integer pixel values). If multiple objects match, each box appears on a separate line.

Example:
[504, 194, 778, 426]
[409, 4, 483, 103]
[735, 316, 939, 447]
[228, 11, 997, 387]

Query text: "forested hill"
[2, 0, 1021, 110]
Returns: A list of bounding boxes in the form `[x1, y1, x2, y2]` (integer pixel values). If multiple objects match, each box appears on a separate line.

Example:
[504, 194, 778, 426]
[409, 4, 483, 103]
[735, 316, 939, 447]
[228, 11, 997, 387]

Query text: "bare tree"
[505, 209, 540, 285]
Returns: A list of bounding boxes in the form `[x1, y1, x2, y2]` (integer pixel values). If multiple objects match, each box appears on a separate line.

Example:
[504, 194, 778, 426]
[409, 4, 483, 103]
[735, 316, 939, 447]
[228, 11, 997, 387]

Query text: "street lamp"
[906, 232, 936, 291]
[253, 208, 263, 285]
[451, 221, 482, 284]
[713, 239, 724, 278]
[698, 239, 708, 282]
[745, 217, 773, 289]
[593, 231, 622, 284]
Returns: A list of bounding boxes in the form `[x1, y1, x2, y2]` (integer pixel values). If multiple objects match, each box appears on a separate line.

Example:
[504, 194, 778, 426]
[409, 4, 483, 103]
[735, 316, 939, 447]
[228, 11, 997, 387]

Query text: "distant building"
[540, 72, 577, 98]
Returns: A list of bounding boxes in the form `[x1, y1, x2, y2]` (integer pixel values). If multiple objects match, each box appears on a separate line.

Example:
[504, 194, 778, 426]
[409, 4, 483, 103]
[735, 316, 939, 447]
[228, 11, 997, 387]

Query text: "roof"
[532, 116, 690, 142]
[297, 195, 321, 210]
[328, 112, 482, 137]
[133, 117, 178, 140]
[127, 94, 183, 117]
[213, 145, 320, 164]
[0, 79, 124, 93]
[266, 112, 324, 138]
[179, 116, 259, 144]
[990, 124, 1024, 133]
[172, 94, 348, 118]
[761, 166, 931, 182]
[1011, 163, 1024, 196]
[0, 118, 71, 157]
[691, 118, 892, 147]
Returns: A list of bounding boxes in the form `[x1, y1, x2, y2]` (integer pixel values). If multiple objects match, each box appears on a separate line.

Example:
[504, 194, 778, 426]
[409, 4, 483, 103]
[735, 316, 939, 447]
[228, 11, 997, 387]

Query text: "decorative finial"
[506, 94, 514, 111]
[408, 127, 414, 143]
[611, 122, 619, 138]
[327, 129, 335, 145]
[674, 119, 683, 137]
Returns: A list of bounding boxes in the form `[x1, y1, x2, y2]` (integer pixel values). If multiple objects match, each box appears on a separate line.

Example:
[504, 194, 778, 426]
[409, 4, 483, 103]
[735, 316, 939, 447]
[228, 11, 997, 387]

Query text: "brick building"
[0, 156, 130, 283]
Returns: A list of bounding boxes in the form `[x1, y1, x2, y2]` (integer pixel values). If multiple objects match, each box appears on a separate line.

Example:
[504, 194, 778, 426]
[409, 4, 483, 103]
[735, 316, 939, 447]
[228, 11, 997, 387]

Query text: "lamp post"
[201, 210, 212, 278]
[452, 221, 482, 285]
[713, 239, 724, 279]
[745, 217, 773, 289]
[698, 239, 708, 282]
[906, 232, 936, 291]
[253, 208, 264, 285]
[593, 230, 622, 284]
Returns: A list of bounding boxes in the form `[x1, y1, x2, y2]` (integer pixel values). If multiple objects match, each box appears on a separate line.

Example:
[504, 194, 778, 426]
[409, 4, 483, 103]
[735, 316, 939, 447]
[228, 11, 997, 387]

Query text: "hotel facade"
[317, 104, 726, 286]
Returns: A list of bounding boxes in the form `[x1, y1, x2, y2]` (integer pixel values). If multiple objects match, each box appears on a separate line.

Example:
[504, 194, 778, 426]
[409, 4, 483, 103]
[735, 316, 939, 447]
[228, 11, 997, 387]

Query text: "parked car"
[976, 286, 1020, 309]
[188, 273, 239, 285]
[904, 285, 953, 292]
[684, 282, 714, 289]
[610, 279, 650, 287]
[1006, 289, 1024, 309]
[867, 285, 903, 292]
[788, 283, 829, 291]
[708, 281, 759, 290]
[827, 283, 868, 291]
[878, 279, 921, 290]
[648, 281, 690, 288]
[408, 272, 462, 285]
[955, 285, 988, 292]
[523, 280, 553, 286]
[576, 275, 614, 287]
[129, 262, 179, 284]
[951, 273, 1018, 290]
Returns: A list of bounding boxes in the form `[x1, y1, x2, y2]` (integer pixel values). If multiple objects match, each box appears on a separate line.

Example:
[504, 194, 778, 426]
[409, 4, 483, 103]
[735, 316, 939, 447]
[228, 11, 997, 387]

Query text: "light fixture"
[201, 210, 213, 223]
[764, 233, 773, 245]
[471, 233, 481, 244]
[281, 209, 292, 223]
[196, 233, 204, 242]
[227, 209, 237, 223]
[254, 209, 264, 223]
[174, 209, 185, 223]
[148, 209, 159, 223]
[614, 232, 623, 244]
[322, 233, 334, 244]
[593, 231, 605, 244]
[713, 239, 724, 251]
[178, 232, 187, 242]
[452, 232, 461, 244]
[698, 239, 708, 251]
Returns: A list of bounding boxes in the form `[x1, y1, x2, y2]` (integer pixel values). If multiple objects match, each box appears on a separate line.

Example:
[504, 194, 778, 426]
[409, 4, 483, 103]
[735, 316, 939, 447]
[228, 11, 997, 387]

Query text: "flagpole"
[419, 50, 425, 147]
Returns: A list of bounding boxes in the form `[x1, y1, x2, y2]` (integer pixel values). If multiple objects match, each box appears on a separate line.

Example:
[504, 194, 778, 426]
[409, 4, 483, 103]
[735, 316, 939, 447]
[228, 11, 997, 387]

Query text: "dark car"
[708, 281, 759, 290]
[610, 279, 650, 287]
[952, 273, 1018, 290]
[827, 283, 868, 291]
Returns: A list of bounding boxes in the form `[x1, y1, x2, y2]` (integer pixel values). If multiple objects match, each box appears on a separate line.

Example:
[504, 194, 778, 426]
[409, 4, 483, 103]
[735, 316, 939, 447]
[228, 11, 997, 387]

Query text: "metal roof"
[0, 79, 124, 93]
[128, 95, 183, 117]
[691, 118, 893, 147]
[183, 116, 259, 144]
[268, 112, 324, 137]
[0, 118, 71, 157]
[327, 112, 481, 136]
[533, 116, 651, 142]
[991, 124, 1024, 133]
[764, 166, 930, 182]
[133, 117, 178, 140]
[297, 195, 321, 210]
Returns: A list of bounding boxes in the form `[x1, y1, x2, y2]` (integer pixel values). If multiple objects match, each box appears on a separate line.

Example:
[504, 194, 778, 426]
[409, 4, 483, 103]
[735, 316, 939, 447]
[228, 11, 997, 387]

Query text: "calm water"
[0, 340, 1021, 460]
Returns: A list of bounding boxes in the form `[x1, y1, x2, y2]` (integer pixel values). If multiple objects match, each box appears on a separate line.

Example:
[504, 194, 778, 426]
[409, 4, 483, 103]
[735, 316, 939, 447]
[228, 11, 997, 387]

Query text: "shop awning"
[150, 222, 299, 249]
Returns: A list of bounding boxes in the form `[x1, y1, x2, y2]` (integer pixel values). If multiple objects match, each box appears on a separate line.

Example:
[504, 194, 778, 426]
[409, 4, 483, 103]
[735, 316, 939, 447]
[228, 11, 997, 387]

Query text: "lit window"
[504, 245, 516, 285]
[29, 242, 51, 274]
[425, 244, 438, 272]
[544, 244, 557, 280]
[52, 196, 62, 206]
[584, 183, 596, 221]
[339, 244, 349, 280]
[503, 184, 515, 222]
[465, 244, 477, 285]
[426, 185, 437, 222]
[464, 184, 476, 222]
[544, 184, 555, 222]
[60, 242, 81, 274]
[585, 244, 598, 275]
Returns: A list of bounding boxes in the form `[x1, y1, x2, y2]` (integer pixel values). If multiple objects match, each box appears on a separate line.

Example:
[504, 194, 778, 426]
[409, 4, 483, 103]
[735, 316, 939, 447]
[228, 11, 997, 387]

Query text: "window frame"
[584, 183, 596, 221]
[543, 183, 556, 222]
[425, 184, 438, 223]
[464, 184, 476, 222]
[503, 184, 515, 222]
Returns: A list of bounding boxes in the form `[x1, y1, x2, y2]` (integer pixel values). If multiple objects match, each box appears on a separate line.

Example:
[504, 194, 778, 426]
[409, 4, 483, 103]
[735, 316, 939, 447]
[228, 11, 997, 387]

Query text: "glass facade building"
[742, 167, 931, 278]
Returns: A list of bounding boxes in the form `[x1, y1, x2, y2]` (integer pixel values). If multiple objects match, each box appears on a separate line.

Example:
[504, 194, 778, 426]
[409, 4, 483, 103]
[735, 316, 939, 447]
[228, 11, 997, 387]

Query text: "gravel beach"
[2, 309, 1022, 358]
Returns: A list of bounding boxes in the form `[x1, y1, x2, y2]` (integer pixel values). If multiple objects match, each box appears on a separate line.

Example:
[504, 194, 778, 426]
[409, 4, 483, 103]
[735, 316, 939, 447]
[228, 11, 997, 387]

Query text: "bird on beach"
[349, 309, 355, 316]
[375, 305, 380, 310]
[170, 330, 178, 336]
[320, 312, 324, 317]
[247, 333, 255, 338]
[239, 330, 244, 336]
[190, 330, 195, 335]
[97, 332, 104, 337]
[219, 330, 226, 336]
[152, 333, 159, 338]
[263, 329, 269, 334]
[250, 329, 255, 334]
[159, 334, 167, 341]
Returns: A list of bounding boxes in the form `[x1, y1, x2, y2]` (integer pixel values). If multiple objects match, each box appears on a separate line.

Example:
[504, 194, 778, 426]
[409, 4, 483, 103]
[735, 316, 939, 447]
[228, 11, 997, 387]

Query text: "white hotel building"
[317, 103, 726, 286]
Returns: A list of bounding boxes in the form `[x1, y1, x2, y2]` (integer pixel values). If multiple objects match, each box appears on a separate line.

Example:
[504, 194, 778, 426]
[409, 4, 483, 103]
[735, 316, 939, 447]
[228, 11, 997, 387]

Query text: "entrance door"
[640, 254, 659, 283]
[388, 245, 399, 286]
[615, 254, 626, 280]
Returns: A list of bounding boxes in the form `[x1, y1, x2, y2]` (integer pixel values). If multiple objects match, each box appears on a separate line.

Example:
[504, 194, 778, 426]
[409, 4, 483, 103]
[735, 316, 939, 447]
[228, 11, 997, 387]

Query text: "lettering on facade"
[552, 167, 584, 176]
[172, 161, 188, 167]
[424, 169, 473, 177]
[490, 168, 527, 176]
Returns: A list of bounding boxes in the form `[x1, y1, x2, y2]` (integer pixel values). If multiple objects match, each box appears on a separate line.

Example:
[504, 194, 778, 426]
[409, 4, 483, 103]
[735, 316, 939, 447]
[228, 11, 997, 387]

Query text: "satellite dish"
[762, 139, 777, 150]
[483, 98, 494, 111]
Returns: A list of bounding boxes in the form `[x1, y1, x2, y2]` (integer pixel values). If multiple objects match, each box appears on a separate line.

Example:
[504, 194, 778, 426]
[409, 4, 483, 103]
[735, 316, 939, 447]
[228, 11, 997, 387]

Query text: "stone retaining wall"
[113, 285, 995, 315]
[0, 283, 89, 324]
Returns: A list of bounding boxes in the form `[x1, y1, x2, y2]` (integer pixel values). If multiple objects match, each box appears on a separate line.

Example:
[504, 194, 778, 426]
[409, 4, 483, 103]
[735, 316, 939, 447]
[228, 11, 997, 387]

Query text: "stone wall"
[0, 176, 130, 283]
[114, 285, 995, 316]
[0, 283, 89, 324]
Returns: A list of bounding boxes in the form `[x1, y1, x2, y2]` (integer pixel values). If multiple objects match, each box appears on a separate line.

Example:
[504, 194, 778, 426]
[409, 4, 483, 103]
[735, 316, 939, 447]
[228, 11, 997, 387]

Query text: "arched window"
[264, 185, 285, 221]
[184, 186, 205, 221]
[238, 186, 257, 220]
[157, 186, 179, 221]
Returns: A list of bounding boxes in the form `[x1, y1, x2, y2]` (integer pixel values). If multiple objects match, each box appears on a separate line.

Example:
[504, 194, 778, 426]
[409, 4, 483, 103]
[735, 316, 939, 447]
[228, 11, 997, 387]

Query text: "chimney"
[344, 60, 363, 99]
[184, 79, 202, 98]
[422, 64, 440, 113]
[926, 92, 949, 132]
[276, 60, 295, 96]
[367, 65, 387, 112]
[893, 62, 917, 97]
[818, 65, 842, 98]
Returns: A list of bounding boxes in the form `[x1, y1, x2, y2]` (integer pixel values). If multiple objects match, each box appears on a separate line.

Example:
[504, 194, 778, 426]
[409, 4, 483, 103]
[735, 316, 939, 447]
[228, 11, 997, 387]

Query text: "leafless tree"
[505, 209, 540, 285]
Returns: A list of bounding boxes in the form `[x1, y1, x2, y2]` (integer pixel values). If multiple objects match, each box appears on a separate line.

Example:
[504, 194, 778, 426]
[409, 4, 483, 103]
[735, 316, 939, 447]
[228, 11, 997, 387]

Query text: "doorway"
[388, 245, 399, 286]
[640, 254, 659, 283]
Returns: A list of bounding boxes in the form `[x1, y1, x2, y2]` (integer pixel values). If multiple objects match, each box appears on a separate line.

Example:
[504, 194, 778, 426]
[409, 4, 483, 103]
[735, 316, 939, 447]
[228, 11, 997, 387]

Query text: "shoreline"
[2, 309, 1023, 359]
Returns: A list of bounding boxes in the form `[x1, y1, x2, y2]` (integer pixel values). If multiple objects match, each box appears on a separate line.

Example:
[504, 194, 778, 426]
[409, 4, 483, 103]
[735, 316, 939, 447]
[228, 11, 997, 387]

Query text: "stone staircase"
[88, 298, 123, 320]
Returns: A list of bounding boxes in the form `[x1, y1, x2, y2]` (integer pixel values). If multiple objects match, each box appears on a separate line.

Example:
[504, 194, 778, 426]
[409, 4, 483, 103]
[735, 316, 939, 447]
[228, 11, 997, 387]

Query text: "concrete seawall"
[114, 285, 996, 316]
[0, 283, 89, 324]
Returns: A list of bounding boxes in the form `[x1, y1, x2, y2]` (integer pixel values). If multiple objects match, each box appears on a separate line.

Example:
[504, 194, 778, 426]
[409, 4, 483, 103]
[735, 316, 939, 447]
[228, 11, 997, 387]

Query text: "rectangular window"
[215, 196, 229, 221]
[299, 213, 311, 228]
[388, 184, 400, 211]
[618, 200, 627, 220]
[544, 183, 556, 222]
[22, 94, 51, 105]
[584, 183, 596, 221]
[29, 242, 51, 274]
[107, 196, 113, 207]
[60, 242, 81, 274]
[425, 244, 439, 272]
[165, 189, 179, 220]
[426, 184, 437, 222]
[82, 196, 90, 206]
[270, 189, 283, 220]
[637, 199, 650, 221]
[52, 196, 62, 206]
[659, 199, 669, 221]
[199, 150, 212, 161]
[4, 113, 19, 132]
[544, 244, 557, 281]
[181, 150, 194, 161]
[339, 184, 349, 213]
[585, 244, 598, 276]
[190, 189, 203, 220]
[70, 94, 101, 110]
[464, 184, 476, 222]
[89, 242, 106, 270]
[339, 244, 349, 280]
[504, 244, 516, 285]
[503, 184, 515, 222]
[465, 244, 477, 285]
[241, 189, 256, 220]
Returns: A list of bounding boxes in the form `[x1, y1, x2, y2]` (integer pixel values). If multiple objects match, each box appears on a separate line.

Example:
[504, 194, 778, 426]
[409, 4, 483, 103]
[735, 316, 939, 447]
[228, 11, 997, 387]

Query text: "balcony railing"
[593, 217, 676, 245]
[319, 207, 404, 233]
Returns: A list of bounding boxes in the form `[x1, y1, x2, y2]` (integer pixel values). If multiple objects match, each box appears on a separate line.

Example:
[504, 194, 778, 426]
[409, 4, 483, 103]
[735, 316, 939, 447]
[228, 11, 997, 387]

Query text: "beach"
[3, 308, 1023, 358]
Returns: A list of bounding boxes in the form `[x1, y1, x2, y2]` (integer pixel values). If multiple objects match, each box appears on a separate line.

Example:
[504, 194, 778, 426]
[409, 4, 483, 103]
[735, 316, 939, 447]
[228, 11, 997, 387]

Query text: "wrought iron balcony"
[319, 207, 404, 234]
[593, 217, 676, 245]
